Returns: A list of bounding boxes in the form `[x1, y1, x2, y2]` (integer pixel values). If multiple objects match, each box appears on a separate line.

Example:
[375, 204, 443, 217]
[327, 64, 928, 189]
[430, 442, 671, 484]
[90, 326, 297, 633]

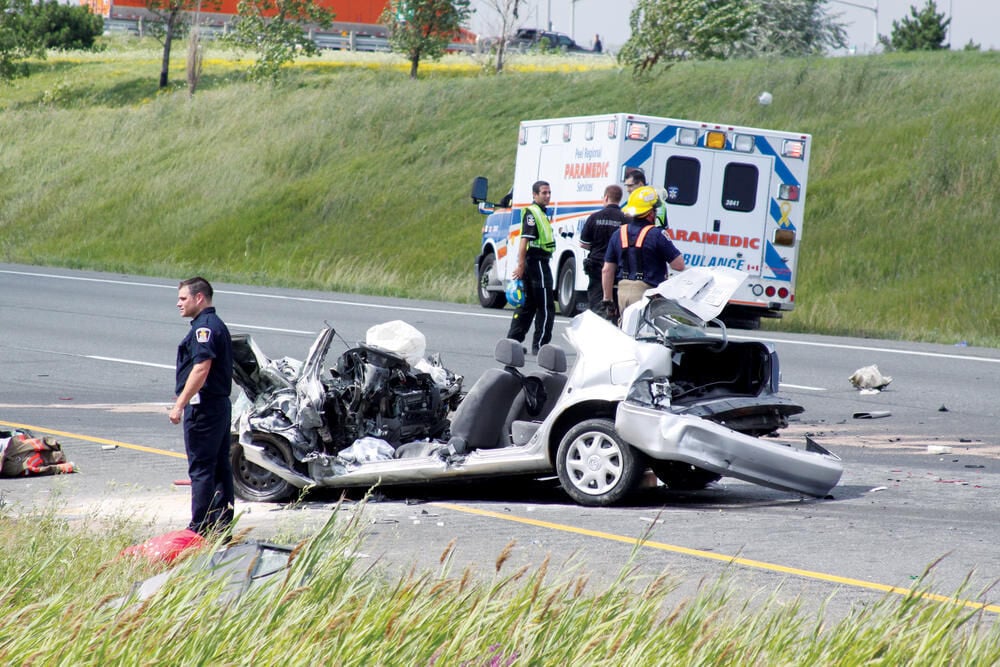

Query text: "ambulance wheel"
[478, 254, 506, 309]
[556, 419, 643, 506]
[231, 433, 297, 503]
[556, 260, 579, 315]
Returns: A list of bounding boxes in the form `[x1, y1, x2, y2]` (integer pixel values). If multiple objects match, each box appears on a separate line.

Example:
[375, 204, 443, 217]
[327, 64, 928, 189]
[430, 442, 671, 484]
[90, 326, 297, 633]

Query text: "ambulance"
[471, 113, 811, 328]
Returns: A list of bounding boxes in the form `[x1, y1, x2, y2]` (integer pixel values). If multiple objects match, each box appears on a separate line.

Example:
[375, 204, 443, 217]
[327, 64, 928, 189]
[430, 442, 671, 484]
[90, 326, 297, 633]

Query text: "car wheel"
[556, 418, 643, 506]
[230, 433, 298, 503]
[478, 254, 506, 309]
[556, 259, 579, 315]
[650, 460, 721, 491]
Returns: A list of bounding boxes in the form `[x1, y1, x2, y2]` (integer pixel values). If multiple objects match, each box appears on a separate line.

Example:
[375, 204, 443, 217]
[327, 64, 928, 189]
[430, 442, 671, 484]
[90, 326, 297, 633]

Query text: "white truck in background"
[471, 113, 812, 328]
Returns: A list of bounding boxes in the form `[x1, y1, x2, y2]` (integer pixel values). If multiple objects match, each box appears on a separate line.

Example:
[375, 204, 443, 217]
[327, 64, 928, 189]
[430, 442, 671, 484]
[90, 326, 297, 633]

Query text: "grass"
[1, 500, 998, 665]
[0, 40, 997, 346]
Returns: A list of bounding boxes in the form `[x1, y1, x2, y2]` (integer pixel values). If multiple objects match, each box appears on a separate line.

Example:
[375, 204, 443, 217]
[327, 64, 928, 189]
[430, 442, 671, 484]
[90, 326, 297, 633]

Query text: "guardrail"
[103, 18, 477, 54]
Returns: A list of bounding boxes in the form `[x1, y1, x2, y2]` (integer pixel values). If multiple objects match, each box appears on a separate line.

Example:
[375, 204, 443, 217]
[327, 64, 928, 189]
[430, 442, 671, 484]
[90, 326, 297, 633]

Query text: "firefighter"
[601, 186, 685, 319]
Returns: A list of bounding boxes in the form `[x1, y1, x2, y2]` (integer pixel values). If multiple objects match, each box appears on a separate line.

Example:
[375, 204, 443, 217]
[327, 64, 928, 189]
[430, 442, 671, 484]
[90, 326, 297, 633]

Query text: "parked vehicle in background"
[508, 28, 589, 52]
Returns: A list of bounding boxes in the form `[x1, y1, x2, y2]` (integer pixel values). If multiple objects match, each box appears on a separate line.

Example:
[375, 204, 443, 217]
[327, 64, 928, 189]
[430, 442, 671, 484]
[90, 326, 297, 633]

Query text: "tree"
[380, 0, 472, 80]
[478, 0, 520, 73]
[618, 0, 755, 73]
[223, 0, 334, 82]
[618, 0, 847, 73]
[23, 1, 103, 51]
[737, 0, 847, 57]
[144, 0, 210, 89]
[879, 0, 950, 51]
[0, 0, 45, 83]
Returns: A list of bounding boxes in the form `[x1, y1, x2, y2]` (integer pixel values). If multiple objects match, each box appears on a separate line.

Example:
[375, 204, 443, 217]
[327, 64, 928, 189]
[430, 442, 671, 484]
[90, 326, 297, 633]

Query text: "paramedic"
[170, 276, 235, 536]
[623, 168, 667, 227]
[579, 184, 625, 311]
[602, 186, 685, 316]
[507, 180, 555, 354]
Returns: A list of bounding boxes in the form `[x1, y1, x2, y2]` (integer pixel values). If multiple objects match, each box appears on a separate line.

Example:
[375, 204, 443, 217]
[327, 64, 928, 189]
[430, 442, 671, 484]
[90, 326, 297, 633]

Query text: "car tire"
[556, 259, 579, 315]
[231, 433, 298, 503]
[650, 460, 721, 491]
[478, 254, 506, 309]
[556, 418, 643, 506]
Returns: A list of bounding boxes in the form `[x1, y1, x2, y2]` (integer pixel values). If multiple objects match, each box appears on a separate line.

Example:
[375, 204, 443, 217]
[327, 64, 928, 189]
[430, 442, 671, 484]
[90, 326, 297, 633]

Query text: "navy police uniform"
[579, 202, 626, 310]
[176, 306, 234, 535]
[506, 204, 555, 353]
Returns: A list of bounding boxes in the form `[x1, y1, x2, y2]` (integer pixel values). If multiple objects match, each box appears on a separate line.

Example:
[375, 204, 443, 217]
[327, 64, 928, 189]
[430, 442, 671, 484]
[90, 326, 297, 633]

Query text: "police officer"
[169, 276, 235, 536]
[602, 186, 685, 318]
[507, 180, 555, 354]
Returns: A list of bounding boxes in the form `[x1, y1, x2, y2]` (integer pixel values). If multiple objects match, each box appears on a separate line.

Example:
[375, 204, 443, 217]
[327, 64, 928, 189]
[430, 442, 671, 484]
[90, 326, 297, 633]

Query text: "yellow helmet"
[623, 185, 659, 217]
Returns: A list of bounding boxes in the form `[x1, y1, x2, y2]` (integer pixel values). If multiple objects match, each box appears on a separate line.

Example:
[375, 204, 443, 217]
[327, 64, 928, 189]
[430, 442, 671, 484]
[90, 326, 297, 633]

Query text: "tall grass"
[0, 44, 997, 346]
[1, 501, 998, 665]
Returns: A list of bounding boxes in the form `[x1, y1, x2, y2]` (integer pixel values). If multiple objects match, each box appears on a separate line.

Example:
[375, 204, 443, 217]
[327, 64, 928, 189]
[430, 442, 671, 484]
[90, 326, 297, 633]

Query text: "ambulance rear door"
[654, 146, 773, 279]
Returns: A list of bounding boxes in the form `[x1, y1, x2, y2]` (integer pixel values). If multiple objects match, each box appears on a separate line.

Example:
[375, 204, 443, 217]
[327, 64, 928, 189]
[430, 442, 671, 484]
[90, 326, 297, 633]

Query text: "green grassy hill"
[1, 44, 997, 346]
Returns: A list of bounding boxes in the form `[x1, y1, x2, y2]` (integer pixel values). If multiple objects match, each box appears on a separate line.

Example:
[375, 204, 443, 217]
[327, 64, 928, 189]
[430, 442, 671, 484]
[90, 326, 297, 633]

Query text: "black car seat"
[446, 339, 526, 454]
[499, 344, 569, 447]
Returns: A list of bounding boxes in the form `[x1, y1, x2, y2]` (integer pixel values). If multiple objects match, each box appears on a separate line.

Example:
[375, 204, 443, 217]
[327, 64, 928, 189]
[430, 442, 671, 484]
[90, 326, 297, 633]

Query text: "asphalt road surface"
[2, 264, 998, 619]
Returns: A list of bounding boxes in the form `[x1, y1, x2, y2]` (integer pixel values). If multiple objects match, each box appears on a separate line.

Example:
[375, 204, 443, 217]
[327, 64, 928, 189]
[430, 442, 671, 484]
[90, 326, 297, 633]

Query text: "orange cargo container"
[86, 0, 388, 23]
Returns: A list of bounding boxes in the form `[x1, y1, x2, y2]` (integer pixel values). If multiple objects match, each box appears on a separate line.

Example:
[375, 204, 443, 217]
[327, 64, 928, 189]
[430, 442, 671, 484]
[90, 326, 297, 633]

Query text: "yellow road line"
[0, 420, 186, 460]
[433, 502, 1000, 614]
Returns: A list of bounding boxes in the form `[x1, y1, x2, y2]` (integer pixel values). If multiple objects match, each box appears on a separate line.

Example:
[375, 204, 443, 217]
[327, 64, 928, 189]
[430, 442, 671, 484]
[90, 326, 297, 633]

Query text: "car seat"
[499, 344, 569, 447]
[446, 339, 526, 454]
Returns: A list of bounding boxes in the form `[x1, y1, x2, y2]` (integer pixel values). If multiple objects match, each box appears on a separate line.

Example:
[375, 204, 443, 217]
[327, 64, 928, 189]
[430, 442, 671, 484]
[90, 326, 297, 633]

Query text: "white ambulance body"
[473, 113, 811, 327]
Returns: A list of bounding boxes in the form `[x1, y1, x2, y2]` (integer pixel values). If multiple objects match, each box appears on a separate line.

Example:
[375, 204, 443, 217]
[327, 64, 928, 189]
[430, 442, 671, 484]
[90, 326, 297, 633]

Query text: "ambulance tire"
[477, 254, 506, 309]
[556, 260, 579, 315]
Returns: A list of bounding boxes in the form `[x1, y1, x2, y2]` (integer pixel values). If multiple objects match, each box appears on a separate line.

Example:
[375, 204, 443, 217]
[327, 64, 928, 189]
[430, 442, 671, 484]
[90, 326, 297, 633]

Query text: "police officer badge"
[196, 327, 212, 343]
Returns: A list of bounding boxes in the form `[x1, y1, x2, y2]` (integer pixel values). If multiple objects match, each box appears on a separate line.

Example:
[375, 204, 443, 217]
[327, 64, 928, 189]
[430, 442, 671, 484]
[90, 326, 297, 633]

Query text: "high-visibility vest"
[619, 224, 654, 281]
[524, 204, 555, 253]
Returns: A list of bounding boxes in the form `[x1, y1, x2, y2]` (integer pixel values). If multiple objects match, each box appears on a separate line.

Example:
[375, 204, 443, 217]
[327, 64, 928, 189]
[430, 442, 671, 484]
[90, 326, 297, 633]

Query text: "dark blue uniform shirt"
[604, 222, 682, 287]
[175, 306, 233, 398]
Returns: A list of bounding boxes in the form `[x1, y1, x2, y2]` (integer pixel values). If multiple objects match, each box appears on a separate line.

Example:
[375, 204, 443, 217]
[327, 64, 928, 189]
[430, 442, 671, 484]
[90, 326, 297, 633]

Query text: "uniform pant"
[584, 258, 604, 311]
[183, 397, 234, 536]
[506, 255, 554, 352]
[617, 279, 652, 317]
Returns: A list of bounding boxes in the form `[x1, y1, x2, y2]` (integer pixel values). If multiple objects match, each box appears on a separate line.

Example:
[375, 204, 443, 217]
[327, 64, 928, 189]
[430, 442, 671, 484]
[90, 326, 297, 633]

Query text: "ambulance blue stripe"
[764, 241, 792, 282]
[756, 137, 799, 187]
[624, 126, 678, 167]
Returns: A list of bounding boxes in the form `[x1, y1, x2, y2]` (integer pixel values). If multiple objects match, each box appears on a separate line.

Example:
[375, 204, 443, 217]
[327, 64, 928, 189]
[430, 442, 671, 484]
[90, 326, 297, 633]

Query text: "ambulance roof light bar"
[626, 121, 648, 141]
[676, 128, 698, 146]
[782, 139, 805, 159]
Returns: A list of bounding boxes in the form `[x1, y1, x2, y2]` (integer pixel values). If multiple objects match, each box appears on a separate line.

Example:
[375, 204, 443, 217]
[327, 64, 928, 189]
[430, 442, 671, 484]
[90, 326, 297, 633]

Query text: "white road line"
[779, 383, 826, 391]
[86, 355, 173, 370]
[728, 334, 999, 364]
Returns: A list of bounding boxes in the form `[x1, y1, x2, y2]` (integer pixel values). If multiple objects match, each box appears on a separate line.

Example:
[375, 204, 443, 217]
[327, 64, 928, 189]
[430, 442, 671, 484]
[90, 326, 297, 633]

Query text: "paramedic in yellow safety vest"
[507, 180, 556, 355]
[623, 168, 667, 228]
[602, 186, 685, 319]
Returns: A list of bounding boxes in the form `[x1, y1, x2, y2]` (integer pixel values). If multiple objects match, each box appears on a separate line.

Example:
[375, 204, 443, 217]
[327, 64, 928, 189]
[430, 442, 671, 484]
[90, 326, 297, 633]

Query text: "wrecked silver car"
[230, 267, 842, 506]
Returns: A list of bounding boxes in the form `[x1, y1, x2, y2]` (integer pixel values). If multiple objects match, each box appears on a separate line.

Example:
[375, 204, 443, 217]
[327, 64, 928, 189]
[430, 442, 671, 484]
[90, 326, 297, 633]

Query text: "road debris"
[849, 365, 892, 391]
[853, 411, 891, 419]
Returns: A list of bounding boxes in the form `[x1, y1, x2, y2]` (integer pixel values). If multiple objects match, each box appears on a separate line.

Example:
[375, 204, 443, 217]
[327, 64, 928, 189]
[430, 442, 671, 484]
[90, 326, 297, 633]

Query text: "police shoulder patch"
[195, 327, 212, 343]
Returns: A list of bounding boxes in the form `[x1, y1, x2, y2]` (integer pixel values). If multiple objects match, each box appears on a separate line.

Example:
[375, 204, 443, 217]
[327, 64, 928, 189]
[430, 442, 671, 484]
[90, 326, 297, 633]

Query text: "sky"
[466, 0, 1000, 53]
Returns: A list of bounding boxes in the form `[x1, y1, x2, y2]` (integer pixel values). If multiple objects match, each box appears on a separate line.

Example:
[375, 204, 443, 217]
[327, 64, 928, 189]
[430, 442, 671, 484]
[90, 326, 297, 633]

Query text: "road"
[1, 264, 998, 618]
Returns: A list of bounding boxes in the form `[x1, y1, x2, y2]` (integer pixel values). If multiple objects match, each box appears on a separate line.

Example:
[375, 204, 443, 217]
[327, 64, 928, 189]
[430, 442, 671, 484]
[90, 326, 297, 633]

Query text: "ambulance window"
[663, 156, 700, 206]
[721, 163, 758, 212]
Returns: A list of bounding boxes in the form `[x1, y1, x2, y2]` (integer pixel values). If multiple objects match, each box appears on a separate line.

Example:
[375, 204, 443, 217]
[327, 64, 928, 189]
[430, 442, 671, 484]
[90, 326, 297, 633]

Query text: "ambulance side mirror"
[470, 176, 490, 204]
